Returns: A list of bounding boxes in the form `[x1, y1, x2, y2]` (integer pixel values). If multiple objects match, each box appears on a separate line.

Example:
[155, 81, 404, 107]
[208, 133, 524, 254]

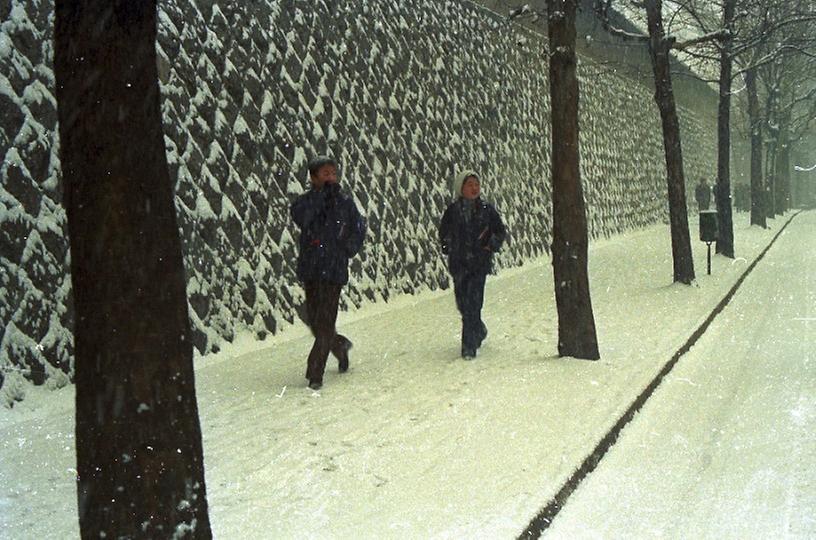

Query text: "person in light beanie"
[438, 170, 507, 359]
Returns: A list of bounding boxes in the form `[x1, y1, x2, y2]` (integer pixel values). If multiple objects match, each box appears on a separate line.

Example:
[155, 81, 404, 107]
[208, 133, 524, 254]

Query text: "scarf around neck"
[459, 197, 477, 224]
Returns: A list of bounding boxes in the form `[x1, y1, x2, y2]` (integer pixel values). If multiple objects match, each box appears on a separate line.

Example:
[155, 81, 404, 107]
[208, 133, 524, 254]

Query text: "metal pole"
[707, 242, 712, 275]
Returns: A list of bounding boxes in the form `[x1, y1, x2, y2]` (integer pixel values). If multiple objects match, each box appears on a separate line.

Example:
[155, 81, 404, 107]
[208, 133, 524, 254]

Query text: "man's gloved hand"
[325, 182, 341, 198]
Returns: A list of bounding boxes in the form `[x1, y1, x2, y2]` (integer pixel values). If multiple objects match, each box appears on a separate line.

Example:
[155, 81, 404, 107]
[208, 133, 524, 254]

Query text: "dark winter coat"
[695, 182, 711, 209]
[439, 198, 507, 276]
[291, 184, 366, 285]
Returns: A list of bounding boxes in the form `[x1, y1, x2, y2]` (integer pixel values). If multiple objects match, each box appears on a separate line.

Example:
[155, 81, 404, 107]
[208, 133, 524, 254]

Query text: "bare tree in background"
[607, 0, 738, 258]
[514, 0, 814, 282]
[731, 0, 816, 225]
[754, 1, 816, 217]
[594, 0, 710, 284]
[642, 0, 695, 284]
[780, 56, 816, 208]
[715, 0, 738, 257]
[54, 1, 212, 537]
[744, 64, 767, 227]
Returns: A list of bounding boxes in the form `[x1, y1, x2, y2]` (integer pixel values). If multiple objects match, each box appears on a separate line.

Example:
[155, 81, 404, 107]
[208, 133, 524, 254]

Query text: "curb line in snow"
[519, 210, 804, 539]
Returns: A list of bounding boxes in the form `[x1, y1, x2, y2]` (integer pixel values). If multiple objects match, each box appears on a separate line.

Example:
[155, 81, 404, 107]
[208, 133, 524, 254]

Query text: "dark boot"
[477, 322, 488, 347]
[333, 335, 353, 373]
[308, 380, 322, 390]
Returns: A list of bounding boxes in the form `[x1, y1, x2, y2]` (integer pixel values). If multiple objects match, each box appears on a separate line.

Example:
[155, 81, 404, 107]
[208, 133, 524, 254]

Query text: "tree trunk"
[644, 0, 695, 284]
[763, 88, 781, 218]
[715, 0, 736, 258]
[776, 133, 790, 212]
[547, 0, 600, 360]
[745, 68, 766, 228]
[54, 2, 212, 538]
[765, 136, 778, 217]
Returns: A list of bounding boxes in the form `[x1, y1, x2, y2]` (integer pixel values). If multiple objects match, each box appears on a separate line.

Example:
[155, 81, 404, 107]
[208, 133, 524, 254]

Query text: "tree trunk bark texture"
[715, 0, 736, 258]
[54, 2, 212, 537]
[775, 135, 790, 213]
[763, 86, 782, 218]
[745, 68, 767, 228]
[644, 0, 695, 284]
[765, 136, 779, 217]
[547, 0, 600, 360]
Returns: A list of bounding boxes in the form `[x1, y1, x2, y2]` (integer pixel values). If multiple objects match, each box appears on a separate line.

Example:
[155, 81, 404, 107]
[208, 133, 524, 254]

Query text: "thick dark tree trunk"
[54, 2, 212, 538]
[745, 68, 766, 228]
[547, 0, 600, 360]
[715, 0, 736, 258]
[644, 0, 695, 284]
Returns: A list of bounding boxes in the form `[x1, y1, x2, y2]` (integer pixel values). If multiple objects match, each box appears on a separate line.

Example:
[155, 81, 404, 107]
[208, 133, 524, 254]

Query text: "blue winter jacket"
[439, 198, 507, 276]
[291, 184, 366, 285]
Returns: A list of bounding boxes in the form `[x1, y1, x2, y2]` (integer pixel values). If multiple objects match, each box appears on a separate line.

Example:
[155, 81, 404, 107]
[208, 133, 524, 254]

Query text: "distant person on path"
[695, 178, 712, 212]
[291, 156, 366, 390]
[439, 170, 507, 359]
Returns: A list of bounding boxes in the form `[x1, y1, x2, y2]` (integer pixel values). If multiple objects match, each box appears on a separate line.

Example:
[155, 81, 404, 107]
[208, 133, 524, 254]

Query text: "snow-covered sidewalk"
[0, 213, 796, 539]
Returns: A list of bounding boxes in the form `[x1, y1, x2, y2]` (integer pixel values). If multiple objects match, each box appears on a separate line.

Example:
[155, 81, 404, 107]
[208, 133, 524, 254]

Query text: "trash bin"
[699, 210, 718, 242]
[699, 210, 718, 275]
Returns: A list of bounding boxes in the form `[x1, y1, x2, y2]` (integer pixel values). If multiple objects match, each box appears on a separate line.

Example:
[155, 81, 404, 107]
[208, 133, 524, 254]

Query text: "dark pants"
[452, 271, 487, 351]
[303, 280, 350, 384]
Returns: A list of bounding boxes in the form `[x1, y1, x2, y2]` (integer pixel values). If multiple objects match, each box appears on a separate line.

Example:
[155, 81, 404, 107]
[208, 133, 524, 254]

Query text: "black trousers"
[452, 271, 487, 351]
[303, 280, 349, 384]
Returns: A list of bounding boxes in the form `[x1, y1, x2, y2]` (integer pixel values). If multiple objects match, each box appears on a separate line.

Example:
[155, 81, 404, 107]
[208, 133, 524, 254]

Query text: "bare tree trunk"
[547, 0, 600, 360]
[763, 87, 781, 218]
[745, 68, 767, 228]
[54, 2, 212, 537]
[776, 133, 790, 212]
[715, 0, 736, 258]
[765, 136, 779, 217]
[644, 0, 695, 284]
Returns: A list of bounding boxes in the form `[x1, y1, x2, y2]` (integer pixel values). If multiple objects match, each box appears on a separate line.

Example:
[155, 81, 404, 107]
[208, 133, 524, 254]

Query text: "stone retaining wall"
[0, 0, 717, 403]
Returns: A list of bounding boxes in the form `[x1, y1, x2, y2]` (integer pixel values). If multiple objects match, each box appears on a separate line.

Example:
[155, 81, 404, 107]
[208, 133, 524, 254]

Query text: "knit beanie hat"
[451, 169, 479, 198]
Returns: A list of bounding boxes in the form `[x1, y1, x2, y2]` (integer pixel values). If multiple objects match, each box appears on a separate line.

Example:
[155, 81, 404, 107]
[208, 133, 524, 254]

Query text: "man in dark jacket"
[439, 170, 507, 359]
[291, 156, 366, 390]
[695, 178, 712, 211]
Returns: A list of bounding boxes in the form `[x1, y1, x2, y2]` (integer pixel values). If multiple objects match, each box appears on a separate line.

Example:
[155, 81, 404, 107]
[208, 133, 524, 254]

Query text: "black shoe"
[462, 347, 476, 360]
[477, 323, 488, 347]
[337, 338, 353, 373]
[308, 380, 322, 390]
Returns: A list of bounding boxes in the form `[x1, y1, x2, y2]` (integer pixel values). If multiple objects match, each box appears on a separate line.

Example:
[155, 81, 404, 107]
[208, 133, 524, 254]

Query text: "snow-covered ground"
[1, 212, 811, 539]
[549, 211, 816, 538]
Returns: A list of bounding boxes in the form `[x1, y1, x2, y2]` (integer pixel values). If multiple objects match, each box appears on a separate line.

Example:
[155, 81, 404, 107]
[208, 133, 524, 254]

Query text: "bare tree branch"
[592, 0, 651, 42]
[732, 14, 816, 56]
[673, 29, 731, 50]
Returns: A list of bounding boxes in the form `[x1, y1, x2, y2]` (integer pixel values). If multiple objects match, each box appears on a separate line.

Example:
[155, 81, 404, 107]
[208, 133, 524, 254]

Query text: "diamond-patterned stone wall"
[0, 0, 716, 402]
[1, 0, 73, 401]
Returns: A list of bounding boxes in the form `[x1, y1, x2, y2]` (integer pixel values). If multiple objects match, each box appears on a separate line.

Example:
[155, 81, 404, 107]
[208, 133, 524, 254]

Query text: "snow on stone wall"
[0, 0, 716, 401]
